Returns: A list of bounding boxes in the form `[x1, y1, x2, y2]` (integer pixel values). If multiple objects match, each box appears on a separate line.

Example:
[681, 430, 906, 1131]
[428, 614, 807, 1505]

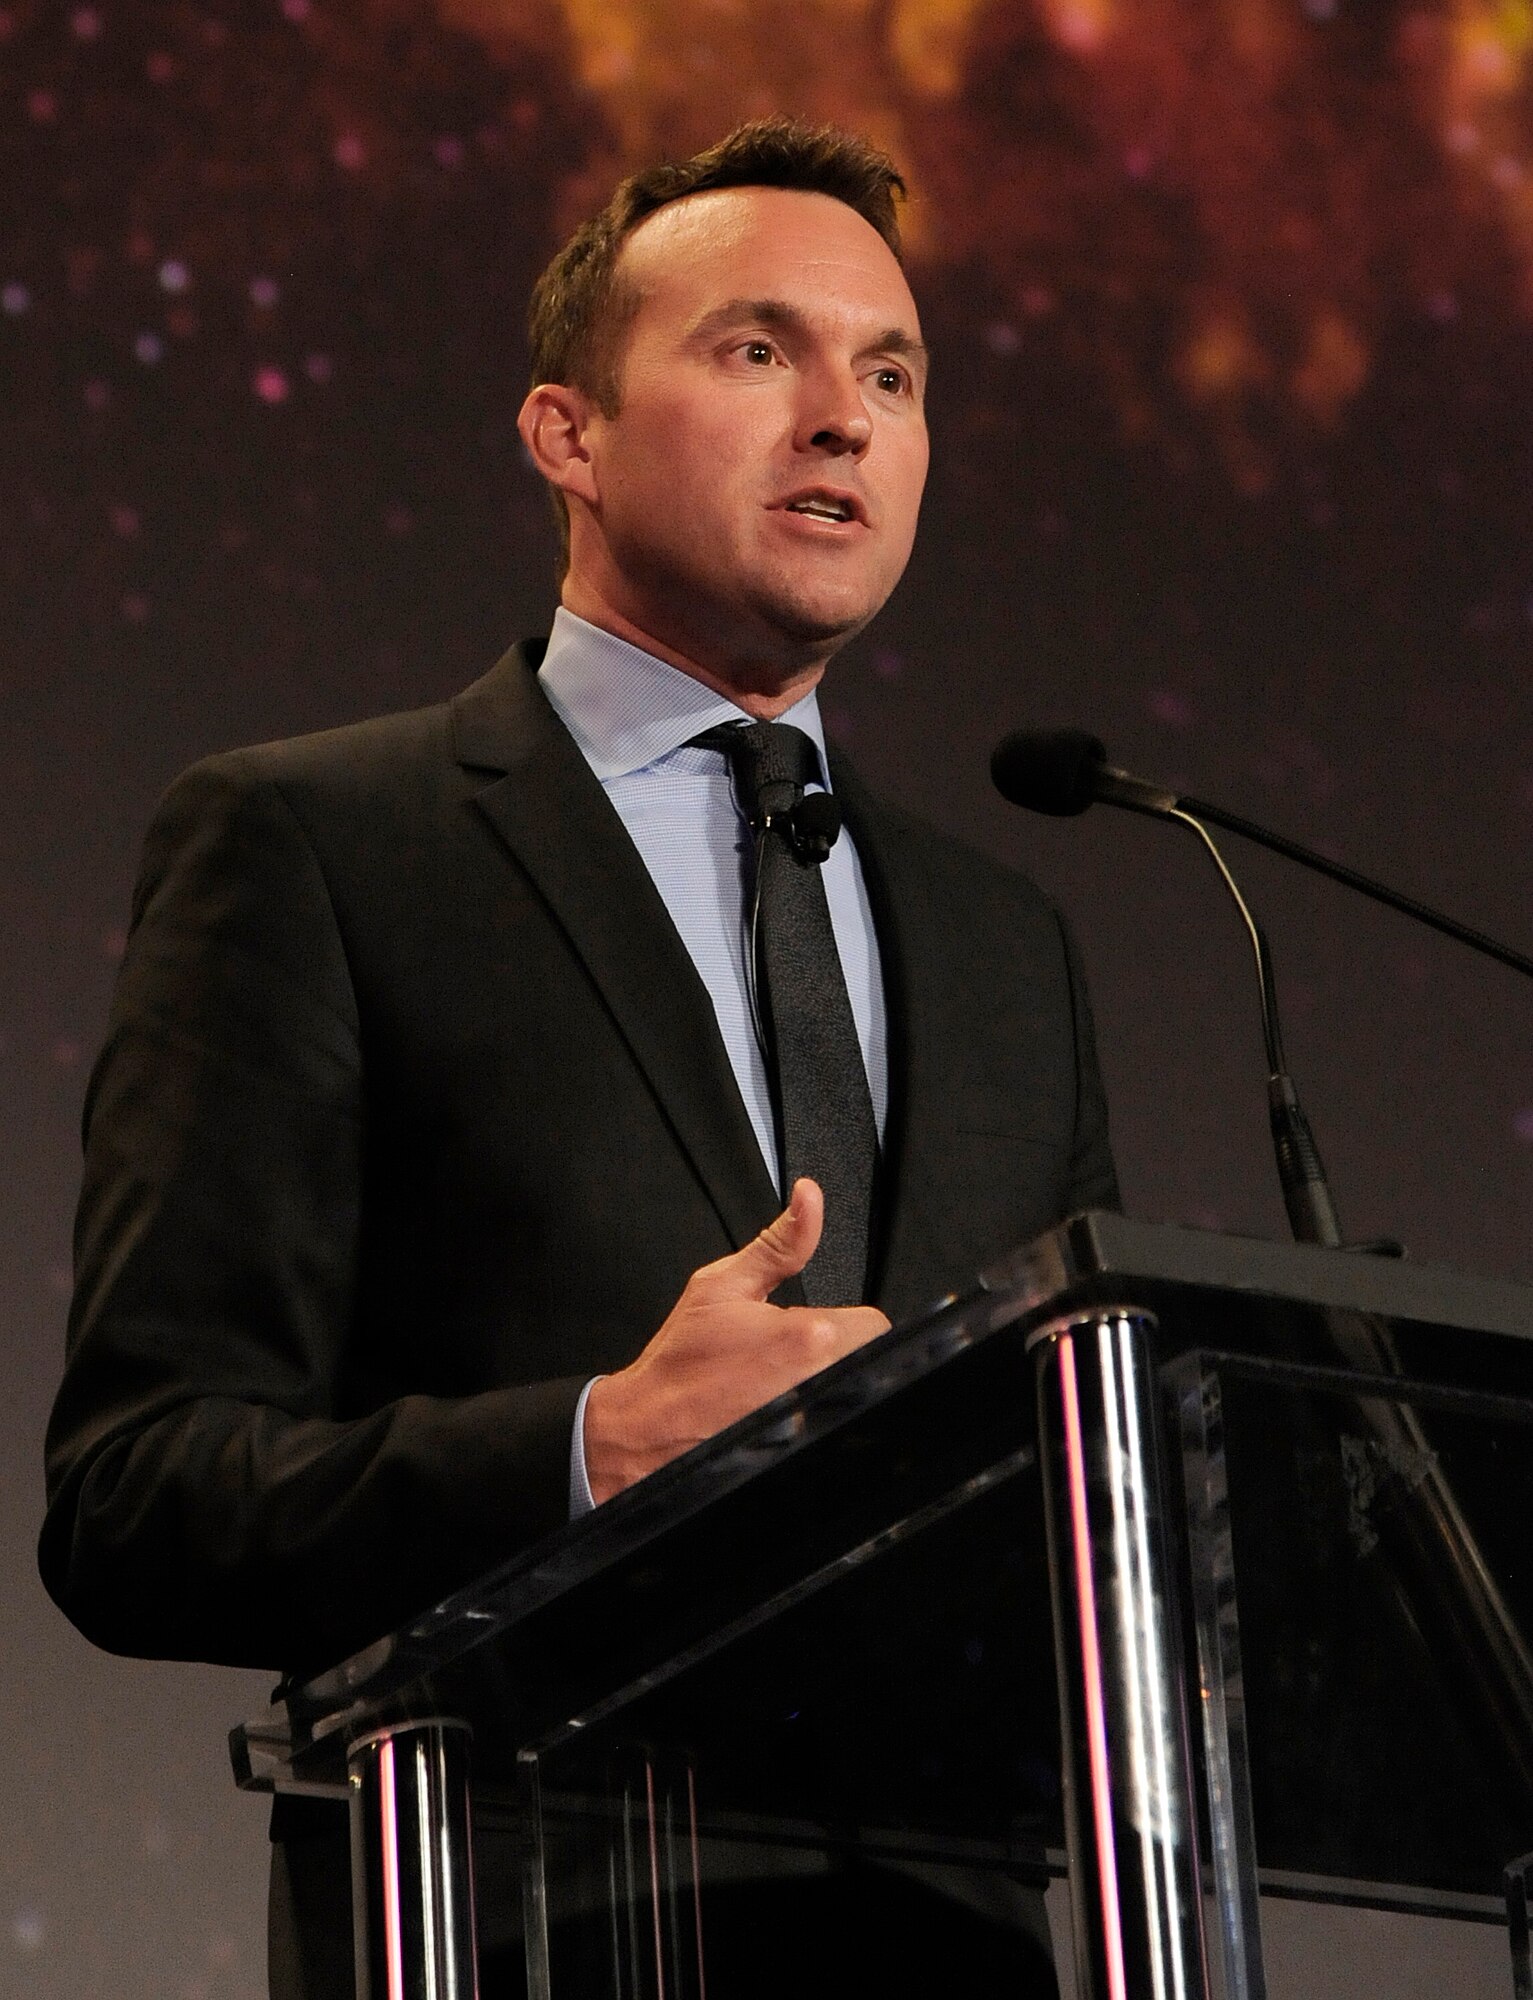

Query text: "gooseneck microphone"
[991, 729, 1352, 1244]
[997, 737, 1533, 1827]
[994, 728, 1533, 1246]
[991, 728, 1178, 820]
[993, 729, 1533, 978]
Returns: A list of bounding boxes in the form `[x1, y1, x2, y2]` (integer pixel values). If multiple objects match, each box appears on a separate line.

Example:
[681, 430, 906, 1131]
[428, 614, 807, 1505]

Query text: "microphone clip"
[774, 793, 843, 866]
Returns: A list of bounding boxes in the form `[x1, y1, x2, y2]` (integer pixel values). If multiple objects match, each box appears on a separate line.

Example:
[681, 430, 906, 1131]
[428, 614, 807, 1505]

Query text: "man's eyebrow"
[685, 297, 810, 345]
[864, 327, 930, 376]
[686, 297, 929, 374]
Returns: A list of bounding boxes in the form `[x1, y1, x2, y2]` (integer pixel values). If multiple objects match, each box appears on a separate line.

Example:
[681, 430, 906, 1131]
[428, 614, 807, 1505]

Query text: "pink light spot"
[28, 88, 58, 123]
[333, 132, 366, 171]
[249, 275, 280, 308]
[303, 352, 332, 383]
[84, 378, 111, 409]
[158, 259, 189, 293]
[133, 331, 163, 364]
[71, 6, 101, 38]
[145, 50, 175, 83]
[281, 0, 311, 17]
[0, 12, 17, 42]
[253, 365, 290, 404]
[110, 504, 140, 537]
[872, 648, 903, 680]
[433, 134, 465, 169]
[120, 592, 151, 623]
[1124, 145, 1153, 178]
[1514, 1108, 1533, 1145]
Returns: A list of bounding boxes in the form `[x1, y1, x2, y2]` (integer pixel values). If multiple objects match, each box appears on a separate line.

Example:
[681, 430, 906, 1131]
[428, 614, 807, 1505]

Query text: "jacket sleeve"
[38, 756, 583, 1674]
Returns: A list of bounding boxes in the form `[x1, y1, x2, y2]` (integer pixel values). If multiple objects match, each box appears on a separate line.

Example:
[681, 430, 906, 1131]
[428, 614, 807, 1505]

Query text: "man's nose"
[797, 369, 873, 455]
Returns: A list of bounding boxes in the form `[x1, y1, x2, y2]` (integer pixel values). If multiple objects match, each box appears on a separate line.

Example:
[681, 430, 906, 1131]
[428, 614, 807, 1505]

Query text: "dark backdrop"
[4, 1, 1529, 1991]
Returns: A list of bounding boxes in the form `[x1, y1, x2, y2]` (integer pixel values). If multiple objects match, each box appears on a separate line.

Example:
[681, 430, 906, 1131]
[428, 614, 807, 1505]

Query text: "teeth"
[788, 498, 850, 521]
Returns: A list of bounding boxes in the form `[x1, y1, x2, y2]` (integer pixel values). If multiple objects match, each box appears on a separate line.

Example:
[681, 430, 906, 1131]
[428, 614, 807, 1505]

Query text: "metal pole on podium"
[348, 1717, 480, 2000]
[1032, 1306, 1212, 2000]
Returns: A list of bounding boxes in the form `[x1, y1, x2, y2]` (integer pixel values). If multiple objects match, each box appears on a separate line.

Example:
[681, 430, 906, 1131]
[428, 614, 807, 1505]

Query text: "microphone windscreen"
[793, 793, 842, 844]
[990, 729, 1107, 816]
[786, 792, 843, 862]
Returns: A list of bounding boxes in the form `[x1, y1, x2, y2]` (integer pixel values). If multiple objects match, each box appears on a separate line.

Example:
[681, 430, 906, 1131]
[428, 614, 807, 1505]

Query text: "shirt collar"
[538, 607, 830, 786]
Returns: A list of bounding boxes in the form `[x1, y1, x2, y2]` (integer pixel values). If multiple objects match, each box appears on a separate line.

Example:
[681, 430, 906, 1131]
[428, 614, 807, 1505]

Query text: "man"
[41, 121, 1116, 1995]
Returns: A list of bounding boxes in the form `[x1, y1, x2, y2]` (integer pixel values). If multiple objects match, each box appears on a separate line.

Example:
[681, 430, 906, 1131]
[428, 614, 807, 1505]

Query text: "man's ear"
[517, 383, 601, 509]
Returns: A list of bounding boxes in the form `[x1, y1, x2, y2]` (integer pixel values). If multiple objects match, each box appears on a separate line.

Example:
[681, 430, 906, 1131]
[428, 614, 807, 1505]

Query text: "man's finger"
[703, 1177, 823, 1302]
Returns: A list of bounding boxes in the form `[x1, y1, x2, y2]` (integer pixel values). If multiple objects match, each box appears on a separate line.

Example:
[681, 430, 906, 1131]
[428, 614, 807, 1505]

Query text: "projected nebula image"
[4, 4, 1532, 1996]
[13, 0, 1533, 430]
[4, 0, 1533, 789]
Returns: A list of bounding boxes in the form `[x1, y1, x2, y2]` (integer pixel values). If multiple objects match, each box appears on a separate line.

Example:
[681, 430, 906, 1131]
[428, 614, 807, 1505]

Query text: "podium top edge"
[984, 1211, 1533, 1342]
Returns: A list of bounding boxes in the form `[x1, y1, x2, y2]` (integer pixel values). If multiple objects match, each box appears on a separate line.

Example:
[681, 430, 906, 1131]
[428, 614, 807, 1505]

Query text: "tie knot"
[692, 721, 822, 831]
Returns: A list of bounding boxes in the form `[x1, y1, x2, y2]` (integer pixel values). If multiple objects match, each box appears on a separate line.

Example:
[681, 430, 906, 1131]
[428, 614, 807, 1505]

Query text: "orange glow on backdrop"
[6, 0, 1533, 510]
[419, 0, 1533, 483]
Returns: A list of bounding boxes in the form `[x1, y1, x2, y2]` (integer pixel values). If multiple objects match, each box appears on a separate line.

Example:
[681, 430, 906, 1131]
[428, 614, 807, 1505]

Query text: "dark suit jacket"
[40, 639, 1117, 1680]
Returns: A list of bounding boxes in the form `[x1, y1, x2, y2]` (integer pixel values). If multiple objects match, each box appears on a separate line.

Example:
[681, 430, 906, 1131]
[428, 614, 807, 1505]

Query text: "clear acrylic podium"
[231, 1214, 1533, 1999]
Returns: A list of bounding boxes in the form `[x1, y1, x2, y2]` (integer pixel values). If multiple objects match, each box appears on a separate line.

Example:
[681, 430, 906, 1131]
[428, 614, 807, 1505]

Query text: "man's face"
[566, 185, 929, 686]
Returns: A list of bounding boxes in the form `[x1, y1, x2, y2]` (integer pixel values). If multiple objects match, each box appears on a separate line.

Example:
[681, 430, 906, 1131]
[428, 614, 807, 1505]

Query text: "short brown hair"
[526, 118, 908, 560]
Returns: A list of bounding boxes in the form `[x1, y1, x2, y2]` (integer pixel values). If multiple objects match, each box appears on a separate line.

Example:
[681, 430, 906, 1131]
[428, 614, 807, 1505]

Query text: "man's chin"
[751, 581, 883, 659]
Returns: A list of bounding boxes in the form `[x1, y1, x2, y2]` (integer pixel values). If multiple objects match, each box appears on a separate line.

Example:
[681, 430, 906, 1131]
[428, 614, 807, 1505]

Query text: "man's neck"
[557, 588, 826, 722]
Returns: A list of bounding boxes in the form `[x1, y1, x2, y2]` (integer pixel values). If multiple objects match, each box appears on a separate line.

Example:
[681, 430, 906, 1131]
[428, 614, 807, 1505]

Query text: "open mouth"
[783, 494, 857, 523]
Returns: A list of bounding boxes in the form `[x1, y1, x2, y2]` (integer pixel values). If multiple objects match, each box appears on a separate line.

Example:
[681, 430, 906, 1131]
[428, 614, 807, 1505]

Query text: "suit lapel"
[453, 642, 783, 1257]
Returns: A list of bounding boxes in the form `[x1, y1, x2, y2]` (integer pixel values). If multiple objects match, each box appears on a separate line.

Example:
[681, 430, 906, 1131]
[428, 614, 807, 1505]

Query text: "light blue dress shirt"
[537, 608, 889, 1512]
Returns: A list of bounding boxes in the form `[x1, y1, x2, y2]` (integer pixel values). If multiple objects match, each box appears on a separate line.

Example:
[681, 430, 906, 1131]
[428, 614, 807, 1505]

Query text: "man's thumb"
[711, 1178, 823, 1300]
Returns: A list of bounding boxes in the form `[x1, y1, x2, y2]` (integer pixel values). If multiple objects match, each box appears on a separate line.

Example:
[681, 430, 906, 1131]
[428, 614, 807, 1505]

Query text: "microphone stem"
[1180, 794, 1533, 982]
[1268, 1074, 1344, 1248]
[1146, 804, 1344, 1247]
[1168, 808, 1287, 1077]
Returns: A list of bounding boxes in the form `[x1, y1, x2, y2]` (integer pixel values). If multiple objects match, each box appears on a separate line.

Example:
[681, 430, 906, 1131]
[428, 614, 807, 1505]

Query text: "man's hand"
[582, 1178, 890, 1505]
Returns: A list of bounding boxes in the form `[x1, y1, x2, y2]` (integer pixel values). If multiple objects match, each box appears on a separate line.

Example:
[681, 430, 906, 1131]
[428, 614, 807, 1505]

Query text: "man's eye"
[742, 340, 775, 365]
[874, 367, 907, 394]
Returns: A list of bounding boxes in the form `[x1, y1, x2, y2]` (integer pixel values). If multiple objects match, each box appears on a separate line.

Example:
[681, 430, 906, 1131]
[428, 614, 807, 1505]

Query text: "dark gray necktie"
[694, 720, 877, 1307]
